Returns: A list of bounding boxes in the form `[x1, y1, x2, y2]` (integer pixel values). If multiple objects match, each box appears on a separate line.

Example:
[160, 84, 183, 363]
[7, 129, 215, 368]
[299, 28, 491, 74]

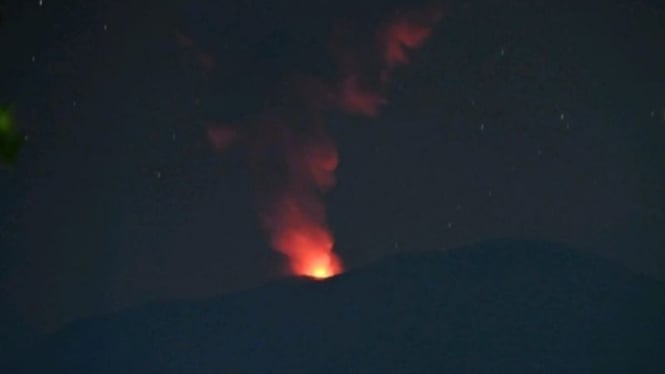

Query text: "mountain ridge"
[8, 240, 665, 373]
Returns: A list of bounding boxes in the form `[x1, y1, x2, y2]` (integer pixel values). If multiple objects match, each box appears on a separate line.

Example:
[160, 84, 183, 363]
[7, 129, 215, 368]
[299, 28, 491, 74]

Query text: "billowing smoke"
[203, 0, 442, 278]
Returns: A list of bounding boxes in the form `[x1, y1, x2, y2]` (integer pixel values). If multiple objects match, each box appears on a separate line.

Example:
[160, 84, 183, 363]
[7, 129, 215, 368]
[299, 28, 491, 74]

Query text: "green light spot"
[0, 106, 23, 165]
[0, 108, 12, 133]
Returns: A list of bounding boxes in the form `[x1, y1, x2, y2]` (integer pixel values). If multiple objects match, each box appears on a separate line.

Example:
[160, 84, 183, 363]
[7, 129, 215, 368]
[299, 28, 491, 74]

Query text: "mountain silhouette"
[7, 240, 665, 373]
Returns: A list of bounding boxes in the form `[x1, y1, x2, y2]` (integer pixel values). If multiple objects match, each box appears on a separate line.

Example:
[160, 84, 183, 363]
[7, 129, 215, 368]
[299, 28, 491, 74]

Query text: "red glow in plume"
[208, 3, 442, 279]
[249, 113, 343, 279]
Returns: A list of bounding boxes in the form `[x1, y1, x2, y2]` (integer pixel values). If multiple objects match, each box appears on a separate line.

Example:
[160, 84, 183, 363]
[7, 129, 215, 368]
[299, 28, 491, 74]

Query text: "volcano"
[7, 240, 665, 373]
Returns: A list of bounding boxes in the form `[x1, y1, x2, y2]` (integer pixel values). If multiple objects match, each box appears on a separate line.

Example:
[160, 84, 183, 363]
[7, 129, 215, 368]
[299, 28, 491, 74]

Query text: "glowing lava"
[265, 218, 343, 280]
[300, 252, 343, 280]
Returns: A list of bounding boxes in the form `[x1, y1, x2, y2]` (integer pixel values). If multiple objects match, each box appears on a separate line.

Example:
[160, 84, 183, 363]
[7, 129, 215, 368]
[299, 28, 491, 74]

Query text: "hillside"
[8, 240, 665, 373]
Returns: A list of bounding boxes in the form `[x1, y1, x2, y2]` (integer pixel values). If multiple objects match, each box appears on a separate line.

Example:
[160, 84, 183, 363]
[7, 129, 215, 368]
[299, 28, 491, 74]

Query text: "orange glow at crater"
[299, 252, 343, 280]
[270, 214, 343, 280]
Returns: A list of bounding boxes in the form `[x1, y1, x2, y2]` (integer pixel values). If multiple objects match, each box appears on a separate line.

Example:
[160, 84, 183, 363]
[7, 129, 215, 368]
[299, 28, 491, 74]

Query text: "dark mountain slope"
[9, 240, 665, 373]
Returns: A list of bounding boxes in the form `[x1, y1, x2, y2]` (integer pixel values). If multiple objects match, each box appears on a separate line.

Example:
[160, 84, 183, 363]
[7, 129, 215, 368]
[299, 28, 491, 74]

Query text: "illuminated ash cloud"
[200, 0, 443, 278]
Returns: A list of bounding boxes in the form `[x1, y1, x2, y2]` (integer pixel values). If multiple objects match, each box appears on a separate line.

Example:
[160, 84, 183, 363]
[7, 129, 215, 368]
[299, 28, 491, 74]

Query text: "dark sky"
[1, 0, 663, 350]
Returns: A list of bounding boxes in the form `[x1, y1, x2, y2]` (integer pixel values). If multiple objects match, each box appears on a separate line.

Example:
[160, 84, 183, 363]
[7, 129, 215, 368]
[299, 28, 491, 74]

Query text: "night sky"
[1, 0, 664, 352]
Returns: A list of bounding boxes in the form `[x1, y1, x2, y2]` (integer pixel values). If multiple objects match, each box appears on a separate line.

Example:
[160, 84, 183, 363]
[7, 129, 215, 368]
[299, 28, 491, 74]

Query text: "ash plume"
[191, 0, 443, 277]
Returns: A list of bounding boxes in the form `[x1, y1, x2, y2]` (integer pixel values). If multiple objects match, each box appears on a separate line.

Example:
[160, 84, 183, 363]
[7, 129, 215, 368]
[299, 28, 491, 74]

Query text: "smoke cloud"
[200, 0, 443, 278]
